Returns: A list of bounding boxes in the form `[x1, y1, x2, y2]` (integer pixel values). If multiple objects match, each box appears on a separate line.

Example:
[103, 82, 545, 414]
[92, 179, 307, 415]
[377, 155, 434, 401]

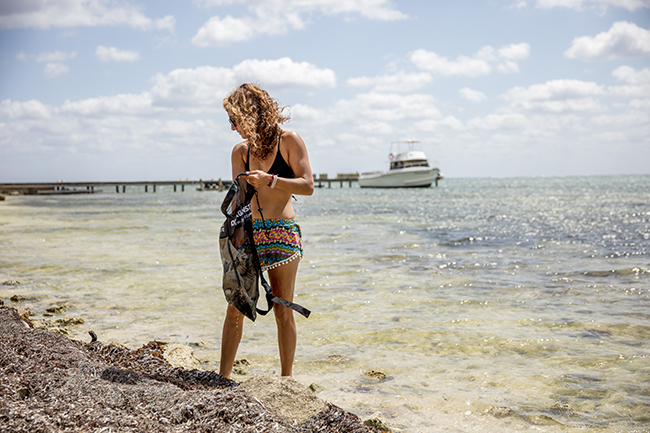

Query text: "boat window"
[391, 159, 429, 169]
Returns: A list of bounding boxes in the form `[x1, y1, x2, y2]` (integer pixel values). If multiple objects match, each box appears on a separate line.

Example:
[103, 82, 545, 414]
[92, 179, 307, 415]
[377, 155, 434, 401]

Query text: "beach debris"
[89, 330, 98, 342]
[0, 306, 380, 432]
[364, 418, 392, 432]
[2, 280, 20, 285]
[363, 370, 387, 381]
[101, 366, 144, 385]
[86, 339, 237, 391]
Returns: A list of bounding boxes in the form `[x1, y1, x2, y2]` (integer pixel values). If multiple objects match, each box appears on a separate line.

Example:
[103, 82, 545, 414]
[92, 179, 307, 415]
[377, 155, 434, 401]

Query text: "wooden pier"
[0, 176, 359, 196]
[0, 180, 224, 195]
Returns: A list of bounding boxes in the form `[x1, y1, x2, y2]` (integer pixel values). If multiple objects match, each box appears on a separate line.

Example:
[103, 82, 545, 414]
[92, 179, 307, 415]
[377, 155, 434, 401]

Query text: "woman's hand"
[242, 170, 273, 189]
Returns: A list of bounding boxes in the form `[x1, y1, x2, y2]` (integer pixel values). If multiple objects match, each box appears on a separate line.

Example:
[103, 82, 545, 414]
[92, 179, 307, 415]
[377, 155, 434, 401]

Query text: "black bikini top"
[245, 132, 296, 179]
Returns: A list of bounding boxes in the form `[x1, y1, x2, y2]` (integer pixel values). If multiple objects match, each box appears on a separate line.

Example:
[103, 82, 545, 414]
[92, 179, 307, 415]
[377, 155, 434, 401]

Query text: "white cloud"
[61, 94, 155, 116]
[347, 71, 432, 92]
[34, 50, 77, 78]
[44, 62, 70, 78]
[192, 0, 406, 46]
[608, 66, 650, 97]
[35, 51, 77, 63]
[334, 92, 440, 132]
[150, 58, 335, 107]
[498, 43, 532, 60]
[612, 65, 650, 84]
[459, 87, 487, 102]
[150, 66, 236, 108]
[95, 46, 141, 63]
[535, 0, 650, 12]
[410, 50, 491, 77]
[194, 0, 407, 20]
[232, 58, 336, 89]
[502, 79, 607, 112]
[0, 99, 52, 119]
[467, 113, 529, 130]
[565, 21, 650, 60]
[410, 43, 530, 77]
[192, 14, 293, 46]
[0, 0, 175, 32]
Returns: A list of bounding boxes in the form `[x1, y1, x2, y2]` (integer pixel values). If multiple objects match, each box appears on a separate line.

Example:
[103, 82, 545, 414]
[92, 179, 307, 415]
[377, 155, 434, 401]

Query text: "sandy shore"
[0, 306, 386, 432]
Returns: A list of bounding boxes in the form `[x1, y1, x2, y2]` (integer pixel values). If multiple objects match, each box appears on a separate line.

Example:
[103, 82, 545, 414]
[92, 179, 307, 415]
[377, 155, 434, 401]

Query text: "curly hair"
[223, 83, 290, 160]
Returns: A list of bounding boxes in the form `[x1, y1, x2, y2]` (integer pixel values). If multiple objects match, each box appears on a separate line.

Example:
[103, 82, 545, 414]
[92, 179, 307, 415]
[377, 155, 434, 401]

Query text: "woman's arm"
[243, 131, 314, 196]
[280, 131, 314, 196]
[231, 141, 248, 182]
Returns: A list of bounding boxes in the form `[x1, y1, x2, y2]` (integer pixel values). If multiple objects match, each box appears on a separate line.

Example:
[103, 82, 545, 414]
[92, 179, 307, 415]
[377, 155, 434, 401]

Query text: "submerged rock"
[363, 370, 387, 381]
[2, 280, 20, 286]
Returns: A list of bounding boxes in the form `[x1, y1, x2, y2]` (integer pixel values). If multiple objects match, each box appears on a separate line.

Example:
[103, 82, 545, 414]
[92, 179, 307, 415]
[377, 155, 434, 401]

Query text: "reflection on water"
[1, 176, 649, 432]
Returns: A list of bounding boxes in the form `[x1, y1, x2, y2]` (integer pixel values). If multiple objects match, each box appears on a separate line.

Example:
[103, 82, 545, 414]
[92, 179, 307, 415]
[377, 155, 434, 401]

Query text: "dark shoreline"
[0, 307, 387, 433]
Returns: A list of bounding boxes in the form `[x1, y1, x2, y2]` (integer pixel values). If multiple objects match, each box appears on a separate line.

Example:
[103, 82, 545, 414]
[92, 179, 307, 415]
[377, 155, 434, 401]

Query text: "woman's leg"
[267, 258, 299, 376]
[219, 304, 245, 378]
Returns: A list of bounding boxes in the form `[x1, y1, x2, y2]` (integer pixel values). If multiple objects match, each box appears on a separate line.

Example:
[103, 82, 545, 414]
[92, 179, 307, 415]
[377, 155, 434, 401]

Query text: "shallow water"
[1, 176, 649, 432]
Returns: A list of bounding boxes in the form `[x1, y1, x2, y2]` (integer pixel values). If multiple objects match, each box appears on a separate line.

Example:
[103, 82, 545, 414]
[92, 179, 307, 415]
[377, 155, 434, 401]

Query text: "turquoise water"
[1, 176, 649, 432]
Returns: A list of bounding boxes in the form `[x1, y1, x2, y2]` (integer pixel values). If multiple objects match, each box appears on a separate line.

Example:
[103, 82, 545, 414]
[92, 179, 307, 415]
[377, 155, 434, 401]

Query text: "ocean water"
[1, 176, 648, 432]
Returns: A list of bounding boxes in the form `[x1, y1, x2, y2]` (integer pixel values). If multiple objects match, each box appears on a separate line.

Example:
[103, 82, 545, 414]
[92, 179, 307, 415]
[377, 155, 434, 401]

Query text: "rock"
[45, 303, 70, 314]
[363, 370, 387, 381]
[551, 402, 576, 416]
[10, 294, 26, 302]
[364, 418, 392, 432]
[161, 343, 200, 370]
[3, 280, 20, 286]
[309, 383, 324, 392]
[55, 317, 85, 327]
[326, 354, 350, 363]
[239, 374, 329, 424]
[18, 308, 33, 320]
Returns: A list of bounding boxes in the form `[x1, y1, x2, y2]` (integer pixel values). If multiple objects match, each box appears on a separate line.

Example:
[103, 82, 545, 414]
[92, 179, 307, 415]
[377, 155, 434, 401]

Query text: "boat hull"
[358, 167, 440, 188]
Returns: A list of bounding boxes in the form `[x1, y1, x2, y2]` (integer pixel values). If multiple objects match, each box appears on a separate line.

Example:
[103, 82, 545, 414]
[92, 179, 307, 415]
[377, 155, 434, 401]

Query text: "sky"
[1, 0, 649, 182]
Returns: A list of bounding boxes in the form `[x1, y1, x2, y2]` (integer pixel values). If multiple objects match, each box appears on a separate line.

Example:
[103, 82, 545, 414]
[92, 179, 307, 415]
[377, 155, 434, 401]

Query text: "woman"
[220, 83, 314, 378]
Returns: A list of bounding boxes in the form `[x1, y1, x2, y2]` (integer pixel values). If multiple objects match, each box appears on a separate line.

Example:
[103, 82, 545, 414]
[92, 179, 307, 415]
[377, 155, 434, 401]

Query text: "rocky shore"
[0, 306, 385, 432]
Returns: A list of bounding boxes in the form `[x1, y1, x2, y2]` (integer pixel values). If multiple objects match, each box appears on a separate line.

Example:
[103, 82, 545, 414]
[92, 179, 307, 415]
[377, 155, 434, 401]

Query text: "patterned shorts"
[251, 218, 303, 272]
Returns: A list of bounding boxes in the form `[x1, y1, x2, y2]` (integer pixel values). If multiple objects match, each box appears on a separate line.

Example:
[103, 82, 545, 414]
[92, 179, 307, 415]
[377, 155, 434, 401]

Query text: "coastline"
[0, 305, 389, 433]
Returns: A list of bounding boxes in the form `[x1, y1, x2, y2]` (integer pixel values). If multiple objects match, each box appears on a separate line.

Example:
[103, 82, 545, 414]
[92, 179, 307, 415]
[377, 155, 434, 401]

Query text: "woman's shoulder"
[232, 140, 248, 155]
[280, 130, 305, 148]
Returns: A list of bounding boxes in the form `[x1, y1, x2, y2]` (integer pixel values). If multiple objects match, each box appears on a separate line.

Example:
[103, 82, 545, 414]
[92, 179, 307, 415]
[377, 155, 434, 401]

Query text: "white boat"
[359, 141, 442, 188]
